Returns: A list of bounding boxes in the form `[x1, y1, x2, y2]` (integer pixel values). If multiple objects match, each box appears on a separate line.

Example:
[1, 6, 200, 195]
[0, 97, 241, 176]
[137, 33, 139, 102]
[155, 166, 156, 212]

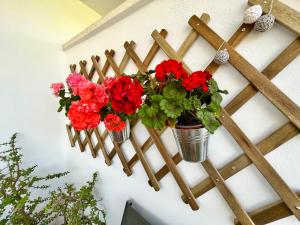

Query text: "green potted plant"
[0, 134, 106, 225]
[136, 59, 227, 162]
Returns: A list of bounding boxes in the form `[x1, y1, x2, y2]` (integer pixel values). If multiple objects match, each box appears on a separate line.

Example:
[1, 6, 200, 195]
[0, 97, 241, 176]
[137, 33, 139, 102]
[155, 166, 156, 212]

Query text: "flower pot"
[108, 119, 130, 143]
[172, 124, 209, 162]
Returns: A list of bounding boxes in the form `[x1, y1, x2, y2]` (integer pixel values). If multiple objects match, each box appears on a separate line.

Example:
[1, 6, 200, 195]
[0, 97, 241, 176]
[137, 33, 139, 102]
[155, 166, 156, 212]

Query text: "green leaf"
[196, 109, 220, 133]
[159, 99, 184, 118]
[138, 104, 167, 130]
[57, 106, 63, 112]
[211, 92, 222, 104]
[183, 98, 193, 110]
[208, 79, 219, 93]
[59, 99, 66, 106]
[208, 102, 222, 117]
[190, 95, 201, 109]
[58, 89, 65, 98]
[162, 81, 186, 100]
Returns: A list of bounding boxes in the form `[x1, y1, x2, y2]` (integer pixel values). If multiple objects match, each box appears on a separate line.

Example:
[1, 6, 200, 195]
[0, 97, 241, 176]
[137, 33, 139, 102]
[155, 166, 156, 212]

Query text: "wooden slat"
[79, 60, 89, 79]
[226, 37, 300, 115]
[94, 127, 111, 166]
[113, 142, 132, 176]
[189, 15, 300, 130]
[87, 55, 99, 80]
[219, 109, 300, 220]
[84, 130, 97, 158]
[184, 122, 298, 202]
[147, 127, 199, 210]
[177, 13, 210, 57]
[66, 124, 75, 147]
[74, 130, 84, 152]
[235, 193, 300, 225]
[105, 50, 122, 77]
[202, 160, 255, 225]
[143, 29, 168, 67]
[249, 0, 300, 35]
[130, 132, 160, 191]
[124, 41, 148, 74]
[91, 55, 105, 83]
[128, 129, 165, 168]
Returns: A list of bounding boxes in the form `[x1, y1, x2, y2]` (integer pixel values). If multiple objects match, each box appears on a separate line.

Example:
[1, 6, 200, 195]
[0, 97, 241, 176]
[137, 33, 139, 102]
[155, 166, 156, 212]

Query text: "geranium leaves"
[163, 81, 186, 100]
[138, 104, 167, 130]
[196, 109, 220, 134]
[138, 95, 167, 130]
[160, 99, 184, 118]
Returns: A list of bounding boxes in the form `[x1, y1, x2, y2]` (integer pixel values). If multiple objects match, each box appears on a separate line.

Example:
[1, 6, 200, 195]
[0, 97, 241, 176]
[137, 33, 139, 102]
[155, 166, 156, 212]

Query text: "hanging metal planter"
[172, 124, 210, 162]
[108, 120, 130, 143]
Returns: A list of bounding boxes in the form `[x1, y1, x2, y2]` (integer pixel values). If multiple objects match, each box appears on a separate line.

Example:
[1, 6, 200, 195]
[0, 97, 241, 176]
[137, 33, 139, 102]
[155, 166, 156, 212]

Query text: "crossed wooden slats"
[64, 1, 300, 223]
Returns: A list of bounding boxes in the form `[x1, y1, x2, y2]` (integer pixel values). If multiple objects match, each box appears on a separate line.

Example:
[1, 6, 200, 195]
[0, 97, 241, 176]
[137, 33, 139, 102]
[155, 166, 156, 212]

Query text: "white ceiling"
[80, 0, 126, 16]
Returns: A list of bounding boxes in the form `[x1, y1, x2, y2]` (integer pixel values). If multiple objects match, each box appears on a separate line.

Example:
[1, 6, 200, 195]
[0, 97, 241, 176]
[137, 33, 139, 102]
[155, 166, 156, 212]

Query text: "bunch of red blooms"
[51, 73, 144, 132]
[154, 59, 212, 91]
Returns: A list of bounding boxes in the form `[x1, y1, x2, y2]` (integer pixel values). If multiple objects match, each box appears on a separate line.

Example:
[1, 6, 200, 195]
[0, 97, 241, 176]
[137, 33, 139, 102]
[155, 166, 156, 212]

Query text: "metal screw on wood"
[216, 178, 220, 182]
[242, 28, 246, 32]
[296, 206, 300, 210]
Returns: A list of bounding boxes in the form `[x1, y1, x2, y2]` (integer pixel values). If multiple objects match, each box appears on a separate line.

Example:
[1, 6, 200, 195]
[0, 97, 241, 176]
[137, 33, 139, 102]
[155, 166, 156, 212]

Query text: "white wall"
[64, 0, 300, 225]
[0, 0, 99, 196]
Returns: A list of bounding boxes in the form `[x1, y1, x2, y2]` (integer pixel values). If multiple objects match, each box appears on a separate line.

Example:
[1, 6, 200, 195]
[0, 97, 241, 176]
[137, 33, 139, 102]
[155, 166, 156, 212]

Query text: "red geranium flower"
[67, 101, 101, 131]
[104, 114, 126, 131]
[155, 59, 188, 81]
[78, 81, 109, 109]
[102, 77, 117, 92]
[182, 70, 212, 91]
[109, 76, 144, 114]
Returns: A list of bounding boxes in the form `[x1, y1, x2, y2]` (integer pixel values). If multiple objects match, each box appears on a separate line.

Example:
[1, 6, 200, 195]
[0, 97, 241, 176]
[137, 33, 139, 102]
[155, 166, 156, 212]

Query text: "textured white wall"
[63, 0, 300, 225]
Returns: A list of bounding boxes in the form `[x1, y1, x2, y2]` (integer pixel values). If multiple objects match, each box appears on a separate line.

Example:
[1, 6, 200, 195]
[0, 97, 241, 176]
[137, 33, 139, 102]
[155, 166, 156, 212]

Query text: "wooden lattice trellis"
[65, 0, 300, 224]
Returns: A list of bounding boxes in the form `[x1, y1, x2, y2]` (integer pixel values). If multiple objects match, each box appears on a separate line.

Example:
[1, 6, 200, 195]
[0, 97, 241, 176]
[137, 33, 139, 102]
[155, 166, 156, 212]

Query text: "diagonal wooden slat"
[146, 127, 199, 210]
[189, 16, 300, 130]
[202, 160, 255, 225]
[235, 193, 300, 225]
[220, 109, 300, 220]
[184, 122, 298, 202]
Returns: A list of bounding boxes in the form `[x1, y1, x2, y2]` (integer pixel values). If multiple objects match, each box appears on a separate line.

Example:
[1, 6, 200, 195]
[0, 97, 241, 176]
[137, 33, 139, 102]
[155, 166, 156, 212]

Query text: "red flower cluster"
[67, 101, 101, 131]
[102, 77, 117, 92]
[104, 114, 126, 131]
[109, 76, 144, 114]
[182, 70, 212, 91]
[78, 81, 109, 108]
[155, 59, 188, 81]
[67, 81, 109, 131]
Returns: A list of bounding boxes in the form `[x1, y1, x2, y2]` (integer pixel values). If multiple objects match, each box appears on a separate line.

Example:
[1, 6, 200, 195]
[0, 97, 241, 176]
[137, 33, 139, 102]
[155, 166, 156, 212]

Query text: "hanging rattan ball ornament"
[243, 5, 263, 24]
[254, 14, 275, 32]
[214, 49, 229, 64]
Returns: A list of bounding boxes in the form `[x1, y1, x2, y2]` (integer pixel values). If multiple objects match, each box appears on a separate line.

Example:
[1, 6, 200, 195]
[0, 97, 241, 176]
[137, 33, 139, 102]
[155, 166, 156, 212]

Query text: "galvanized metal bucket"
[108, 120, 130, 143]
[172, 124, 210, 162]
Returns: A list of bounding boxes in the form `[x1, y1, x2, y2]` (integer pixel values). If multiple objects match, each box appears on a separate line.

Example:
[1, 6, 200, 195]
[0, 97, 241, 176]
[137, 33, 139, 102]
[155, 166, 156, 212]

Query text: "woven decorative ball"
[243, 5, 263, 24]
[254, 14, 275, 32]
[214, 49, 230, 64]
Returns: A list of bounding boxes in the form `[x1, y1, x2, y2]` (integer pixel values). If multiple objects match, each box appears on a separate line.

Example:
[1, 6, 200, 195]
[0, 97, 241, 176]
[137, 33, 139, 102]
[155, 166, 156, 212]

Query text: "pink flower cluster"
[50, 82, 64, 96]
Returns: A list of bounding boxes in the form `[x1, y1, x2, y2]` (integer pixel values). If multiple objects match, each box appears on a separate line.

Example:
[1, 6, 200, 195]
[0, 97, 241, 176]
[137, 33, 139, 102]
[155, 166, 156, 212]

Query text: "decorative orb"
[214, 49, 230, 64]
[254, 14, 275, 32]
[243, 5, 263, 24]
